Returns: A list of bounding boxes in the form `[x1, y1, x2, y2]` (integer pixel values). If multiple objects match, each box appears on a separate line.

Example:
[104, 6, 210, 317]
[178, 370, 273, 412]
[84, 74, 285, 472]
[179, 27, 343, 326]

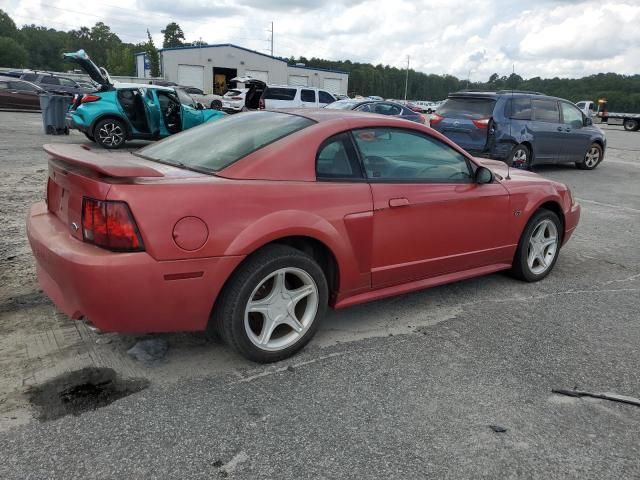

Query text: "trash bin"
[39, 93, 72, 135]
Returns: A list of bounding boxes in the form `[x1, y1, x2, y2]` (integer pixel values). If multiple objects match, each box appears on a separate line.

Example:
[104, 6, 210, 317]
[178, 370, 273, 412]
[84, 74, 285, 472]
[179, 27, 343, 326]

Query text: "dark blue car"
[430, 91, 607, 170]
[325, 99, 426, 124]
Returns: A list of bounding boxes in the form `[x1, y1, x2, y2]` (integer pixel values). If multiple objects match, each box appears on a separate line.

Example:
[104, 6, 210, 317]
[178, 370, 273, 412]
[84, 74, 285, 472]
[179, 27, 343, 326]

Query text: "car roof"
[0, 75, 42, 88]
[114, 82, 174, 91]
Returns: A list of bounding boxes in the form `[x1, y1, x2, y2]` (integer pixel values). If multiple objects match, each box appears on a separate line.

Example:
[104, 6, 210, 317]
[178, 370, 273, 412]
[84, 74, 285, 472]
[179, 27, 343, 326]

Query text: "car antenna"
[505, 64, 514, 180]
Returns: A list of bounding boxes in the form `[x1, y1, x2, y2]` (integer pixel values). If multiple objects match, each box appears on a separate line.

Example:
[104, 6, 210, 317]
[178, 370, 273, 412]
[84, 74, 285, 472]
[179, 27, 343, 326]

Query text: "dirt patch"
[27, 367, 149, 421]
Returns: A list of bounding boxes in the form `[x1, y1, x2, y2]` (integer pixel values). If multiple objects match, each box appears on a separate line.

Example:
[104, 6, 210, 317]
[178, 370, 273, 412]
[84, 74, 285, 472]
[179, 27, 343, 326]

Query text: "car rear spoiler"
[43, 144, 164, 178]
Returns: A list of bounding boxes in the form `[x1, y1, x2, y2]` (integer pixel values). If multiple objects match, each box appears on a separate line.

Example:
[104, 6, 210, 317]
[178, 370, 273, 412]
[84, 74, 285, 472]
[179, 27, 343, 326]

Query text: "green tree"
[145, 29, 160, 77]
[0, 9, 18, 38]
[0, 36, 28, 67]
[161, 22, 185, 48]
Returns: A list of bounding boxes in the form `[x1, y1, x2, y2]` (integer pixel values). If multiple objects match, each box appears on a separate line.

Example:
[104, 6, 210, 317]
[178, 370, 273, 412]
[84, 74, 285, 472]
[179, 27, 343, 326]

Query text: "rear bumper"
[65, 112, 88, 133]
[562, 202, 581, 246]
[27, 202, 244, 333]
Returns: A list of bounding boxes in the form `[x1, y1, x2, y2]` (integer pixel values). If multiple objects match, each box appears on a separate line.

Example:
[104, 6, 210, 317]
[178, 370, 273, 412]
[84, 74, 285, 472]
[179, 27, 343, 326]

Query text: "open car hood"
[231, 76, 266, 88]
[63, 49, 113, 89]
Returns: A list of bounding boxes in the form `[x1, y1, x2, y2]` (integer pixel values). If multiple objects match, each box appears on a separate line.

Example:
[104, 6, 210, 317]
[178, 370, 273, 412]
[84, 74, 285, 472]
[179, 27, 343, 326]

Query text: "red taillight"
[472, 118, 490, 129]
[81, 94, 101, 104]
[430, 113, 443, 126]
[259, 98, 265, 110]
[231, 96, 242, 100]
[81, 198, 144, 252]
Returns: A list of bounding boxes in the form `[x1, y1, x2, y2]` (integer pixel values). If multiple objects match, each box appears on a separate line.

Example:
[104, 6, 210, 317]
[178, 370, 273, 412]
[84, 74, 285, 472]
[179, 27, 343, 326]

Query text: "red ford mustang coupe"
[27, 110, 580, 362]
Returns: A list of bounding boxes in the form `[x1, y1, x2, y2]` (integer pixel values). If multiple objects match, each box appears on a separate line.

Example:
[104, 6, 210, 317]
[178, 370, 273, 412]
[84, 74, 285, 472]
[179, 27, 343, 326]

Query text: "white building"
[135, 44, 349, 96]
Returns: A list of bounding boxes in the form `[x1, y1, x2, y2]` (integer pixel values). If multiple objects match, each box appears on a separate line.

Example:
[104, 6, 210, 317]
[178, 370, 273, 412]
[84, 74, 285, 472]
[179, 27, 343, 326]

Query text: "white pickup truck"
[577, 99, 640, 131]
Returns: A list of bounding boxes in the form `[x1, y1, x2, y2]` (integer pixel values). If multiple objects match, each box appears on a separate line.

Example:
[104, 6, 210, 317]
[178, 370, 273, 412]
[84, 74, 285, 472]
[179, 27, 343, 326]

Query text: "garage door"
[244, 70, 269, 83]
[288, 75, 309, 87]
[177, 65, 204, 90]
[324, 78, 342, 94]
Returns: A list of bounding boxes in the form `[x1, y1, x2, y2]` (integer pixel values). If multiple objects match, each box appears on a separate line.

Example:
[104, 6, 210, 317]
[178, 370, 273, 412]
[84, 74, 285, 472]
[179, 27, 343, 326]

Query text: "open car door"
[231, 76, 266, 110]
[62, 50, 113, 91]
[141, 88, 162, 137]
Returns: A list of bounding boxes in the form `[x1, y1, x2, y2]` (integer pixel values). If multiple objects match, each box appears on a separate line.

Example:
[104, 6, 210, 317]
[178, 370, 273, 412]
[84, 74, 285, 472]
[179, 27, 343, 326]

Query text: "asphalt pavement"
[0, 114, 638, 479]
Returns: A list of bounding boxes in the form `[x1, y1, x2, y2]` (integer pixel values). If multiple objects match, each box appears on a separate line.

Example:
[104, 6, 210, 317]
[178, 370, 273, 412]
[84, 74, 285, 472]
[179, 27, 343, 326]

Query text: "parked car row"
[0, 75, 43, 110]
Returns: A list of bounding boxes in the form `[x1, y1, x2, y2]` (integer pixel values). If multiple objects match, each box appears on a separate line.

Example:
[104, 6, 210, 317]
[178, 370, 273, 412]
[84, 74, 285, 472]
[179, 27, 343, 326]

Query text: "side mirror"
[475, 166, 493, 184]
[584, 117, 593, 126]
[196, 102, 204, 110]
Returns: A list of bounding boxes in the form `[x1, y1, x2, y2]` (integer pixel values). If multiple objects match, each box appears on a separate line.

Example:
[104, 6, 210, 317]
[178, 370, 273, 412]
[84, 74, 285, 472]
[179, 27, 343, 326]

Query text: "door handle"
[557, 126, 563, 131]
[565, 128, 571, 132]
[389, 197, 410, 208]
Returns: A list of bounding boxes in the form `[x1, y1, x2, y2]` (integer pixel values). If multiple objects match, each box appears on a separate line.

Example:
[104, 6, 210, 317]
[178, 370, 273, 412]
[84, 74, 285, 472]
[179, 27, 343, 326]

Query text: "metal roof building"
[135, 44, 349, 96]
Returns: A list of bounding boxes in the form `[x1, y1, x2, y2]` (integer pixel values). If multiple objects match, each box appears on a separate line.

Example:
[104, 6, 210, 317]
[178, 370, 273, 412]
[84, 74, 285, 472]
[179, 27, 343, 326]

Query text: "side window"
[316, 132, 362, 180]
[507, 97, 532, 120]
[532, 99, 560, 122]
[41, 76, 60, 85]
[576, 102, 585, 109]
[355, 103, 372, 112]
[21, 74, 37, 82]
[301, 89, 316, 103]
[318, 91, 335, 104]
[59, 78, 77, 87]
[372, 103, 402, 116]
[352, 128, 472, 183]
[9, 81, 38, 92]
[561, 102, 584, 127]
[264, 88, 296, 101]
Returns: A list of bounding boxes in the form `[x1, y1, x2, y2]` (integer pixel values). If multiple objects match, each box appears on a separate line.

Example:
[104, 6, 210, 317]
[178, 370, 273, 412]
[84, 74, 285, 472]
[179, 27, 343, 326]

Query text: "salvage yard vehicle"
[326, 98, 426, 124]
[0, 75, 43, 110]
[430, 91, 607, 170]
[178, 86, 224, 110]
[258, 82, 337, 109]
[583, 99, 640, 131]
[63, 50, 225, 148]
[27, 109, 580, 363]
[20, 72, 92, 96]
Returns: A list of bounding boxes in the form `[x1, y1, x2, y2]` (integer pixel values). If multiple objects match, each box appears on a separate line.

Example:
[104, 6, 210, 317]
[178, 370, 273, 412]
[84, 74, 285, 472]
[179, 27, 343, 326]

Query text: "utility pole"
[404, 55, 410, 101]
[270, 22, 274, 56]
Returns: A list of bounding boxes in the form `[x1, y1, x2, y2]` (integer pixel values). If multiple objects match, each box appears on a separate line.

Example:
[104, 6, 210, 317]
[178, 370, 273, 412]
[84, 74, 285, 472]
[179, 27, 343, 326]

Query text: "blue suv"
[430, 91, 607, 170]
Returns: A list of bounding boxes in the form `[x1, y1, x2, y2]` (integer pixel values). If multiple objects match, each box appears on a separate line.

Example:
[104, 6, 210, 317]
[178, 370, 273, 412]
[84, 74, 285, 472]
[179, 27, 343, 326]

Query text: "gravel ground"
[0, 112, 638, 479]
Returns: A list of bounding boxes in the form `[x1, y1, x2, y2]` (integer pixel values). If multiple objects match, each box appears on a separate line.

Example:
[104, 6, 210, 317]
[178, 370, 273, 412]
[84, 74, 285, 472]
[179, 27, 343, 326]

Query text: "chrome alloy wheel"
[584, 146, 601, 168]
[98, 122, 125, 147]
[512, 148, 528, 168]
[527, 219, 559, 275]
[244, 267, 319, 352]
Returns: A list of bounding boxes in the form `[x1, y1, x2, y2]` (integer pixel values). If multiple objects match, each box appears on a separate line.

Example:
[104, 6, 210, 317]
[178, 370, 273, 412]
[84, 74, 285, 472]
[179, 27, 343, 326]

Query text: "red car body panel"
[27, 110, 580, 333]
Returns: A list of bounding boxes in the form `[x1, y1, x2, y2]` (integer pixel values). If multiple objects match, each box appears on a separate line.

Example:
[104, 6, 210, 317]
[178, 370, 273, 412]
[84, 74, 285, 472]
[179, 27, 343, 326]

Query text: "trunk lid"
[44, 144, 167, 241]
[433, 95, 496, 152]
[63, 49, 113, 89]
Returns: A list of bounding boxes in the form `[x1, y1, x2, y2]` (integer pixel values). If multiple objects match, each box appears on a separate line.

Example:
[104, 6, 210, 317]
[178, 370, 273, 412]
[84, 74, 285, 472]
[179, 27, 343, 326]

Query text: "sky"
[3, 0, 639, 80]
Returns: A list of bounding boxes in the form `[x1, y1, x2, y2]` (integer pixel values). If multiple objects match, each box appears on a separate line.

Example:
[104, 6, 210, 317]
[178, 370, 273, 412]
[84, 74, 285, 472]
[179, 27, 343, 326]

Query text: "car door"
[9, 81, 41, 110]
[351, 127, 512, 288]
[559, 101, 592, 162]
[141, 88, 162, 137]
[318, 90, 336, 107]
[300, 89, 317, 108]
[530, 99, 564, 163]
[0, 80, 14, 108]
[175, 88, 204, 129]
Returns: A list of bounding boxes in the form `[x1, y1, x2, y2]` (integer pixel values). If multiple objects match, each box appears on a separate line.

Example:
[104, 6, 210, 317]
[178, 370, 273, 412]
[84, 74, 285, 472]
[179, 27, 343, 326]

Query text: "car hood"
[63, 49, 113, 89]
[474, 157, 542, 183]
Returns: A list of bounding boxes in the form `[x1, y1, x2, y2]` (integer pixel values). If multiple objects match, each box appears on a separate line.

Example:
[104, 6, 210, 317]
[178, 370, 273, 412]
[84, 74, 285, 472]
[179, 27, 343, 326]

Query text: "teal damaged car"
[63, 50, 226, 149]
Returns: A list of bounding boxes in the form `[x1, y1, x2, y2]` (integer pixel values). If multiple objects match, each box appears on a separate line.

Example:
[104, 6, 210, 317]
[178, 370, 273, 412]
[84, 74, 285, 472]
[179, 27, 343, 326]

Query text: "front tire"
[511, 209, 562, 282]
[94, 118, 127, 149]
[210, 245, 328, 363]
[507, 144, 531, 170]
[576, 143, 603, 170]
[623, 119, 639, 131]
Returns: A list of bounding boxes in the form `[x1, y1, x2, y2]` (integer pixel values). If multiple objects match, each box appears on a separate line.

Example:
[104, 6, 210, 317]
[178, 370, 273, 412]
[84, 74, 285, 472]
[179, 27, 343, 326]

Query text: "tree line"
[1, 11, 638, 111]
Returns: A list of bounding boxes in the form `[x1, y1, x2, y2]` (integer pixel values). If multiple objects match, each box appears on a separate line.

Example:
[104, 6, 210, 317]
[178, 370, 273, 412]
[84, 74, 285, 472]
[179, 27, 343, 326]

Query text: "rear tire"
[210, 99, 222, 110]
[507, 144, 531, 170]
[209, 244, 328, 363]
[623, 119, 638, 131]
[511, 209, 562, 282]
[94, 118, 127, 149]
[576, 143, 602, 170]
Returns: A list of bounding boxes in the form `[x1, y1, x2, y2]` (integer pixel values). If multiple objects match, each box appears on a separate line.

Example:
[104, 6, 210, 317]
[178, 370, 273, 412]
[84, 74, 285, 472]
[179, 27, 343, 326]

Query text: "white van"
[262, 85, 337, 109]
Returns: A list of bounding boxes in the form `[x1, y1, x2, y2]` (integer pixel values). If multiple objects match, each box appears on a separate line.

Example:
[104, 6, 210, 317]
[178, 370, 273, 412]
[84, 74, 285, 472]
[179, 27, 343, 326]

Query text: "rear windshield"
[438, 97, 496, 119]
[135, 112, 315, 173]
[264, 87, 296, 101]
[325, 100, 359, 110]
[224, 90, 242, 97]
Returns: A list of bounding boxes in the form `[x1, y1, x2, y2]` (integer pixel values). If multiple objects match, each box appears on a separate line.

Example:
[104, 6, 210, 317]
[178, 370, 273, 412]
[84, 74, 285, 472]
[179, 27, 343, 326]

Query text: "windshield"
[135, 111, 315, 172]
[325, 100, 359, 110]
[438, 97, 496, 118]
